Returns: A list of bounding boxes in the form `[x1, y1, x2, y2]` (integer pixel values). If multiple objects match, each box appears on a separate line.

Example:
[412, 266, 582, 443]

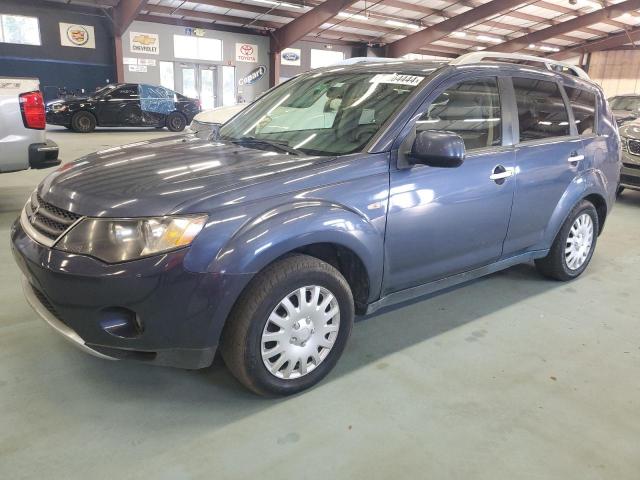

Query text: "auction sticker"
[370, 74, 424, 86]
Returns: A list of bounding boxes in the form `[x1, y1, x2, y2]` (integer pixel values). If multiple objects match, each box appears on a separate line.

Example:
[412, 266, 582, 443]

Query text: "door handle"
[489, 165, 514, 182]
[568, 154, 585, 163]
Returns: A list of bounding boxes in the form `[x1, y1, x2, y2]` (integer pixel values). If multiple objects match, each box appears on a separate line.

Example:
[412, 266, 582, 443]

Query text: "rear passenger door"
[502, 75, 584, 256]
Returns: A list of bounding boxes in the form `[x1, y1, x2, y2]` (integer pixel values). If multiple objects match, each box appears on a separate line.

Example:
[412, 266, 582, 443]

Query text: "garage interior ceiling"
[46, 0, 640, 59]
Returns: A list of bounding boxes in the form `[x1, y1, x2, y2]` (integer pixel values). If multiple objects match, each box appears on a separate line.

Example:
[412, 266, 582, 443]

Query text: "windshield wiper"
[230, 137, 303, 155]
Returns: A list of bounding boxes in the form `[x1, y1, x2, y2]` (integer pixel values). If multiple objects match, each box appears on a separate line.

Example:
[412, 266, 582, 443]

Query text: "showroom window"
[310, 49, 344, 69]
[0, 14, 41, 45]
[159, 61, 175, 91]
[512, 77, 570, 141]
[173, 35, 222, 62]
[564, 86, 597, 135]
[417, 78, 502, 150]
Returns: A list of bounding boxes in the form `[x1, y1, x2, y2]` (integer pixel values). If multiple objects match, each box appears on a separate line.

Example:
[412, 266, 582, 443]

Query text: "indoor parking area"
[1, 0, 639, 478]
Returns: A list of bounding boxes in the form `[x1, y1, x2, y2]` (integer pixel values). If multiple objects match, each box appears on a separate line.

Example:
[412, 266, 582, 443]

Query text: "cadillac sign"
[239, 66, 266, 86]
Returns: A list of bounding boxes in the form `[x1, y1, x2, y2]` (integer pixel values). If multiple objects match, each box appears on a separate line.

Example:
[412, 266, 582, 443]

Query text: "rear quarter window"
[564, 86, 596, 135]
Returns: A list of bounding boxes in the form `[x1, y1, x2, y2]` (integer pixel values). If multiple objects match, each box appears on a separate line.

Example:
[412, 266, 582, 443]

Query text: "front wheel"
[166, 112, 187, 132]
[71, 111, 96, 133]
[220, 254, 354, 396]
[535, 200, 599, 281]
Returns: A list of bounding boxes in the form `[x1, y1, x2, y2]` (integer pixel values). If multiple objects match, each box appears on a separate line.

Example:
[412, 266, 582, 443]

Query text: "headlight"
[55, 215, 207, 263]
[621, 136, 628, 152]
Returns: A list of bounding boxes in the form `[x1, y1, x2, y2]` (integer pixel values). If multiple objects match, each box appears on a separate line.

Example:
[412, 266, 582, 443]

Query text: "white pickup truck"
[0, 77, 59, 173]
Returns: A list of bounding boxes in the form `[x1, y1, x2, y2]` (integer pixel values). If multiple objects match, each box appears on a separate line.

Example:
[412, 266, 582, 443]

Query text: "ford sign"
[239, 65, 266, 86]
[282, 51, 299, 62]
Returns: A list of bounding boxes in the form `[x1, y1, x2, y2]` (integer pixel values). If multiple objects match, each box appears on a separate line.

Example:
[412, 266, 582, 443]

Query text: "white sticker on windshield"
[370, 74, 424, 86]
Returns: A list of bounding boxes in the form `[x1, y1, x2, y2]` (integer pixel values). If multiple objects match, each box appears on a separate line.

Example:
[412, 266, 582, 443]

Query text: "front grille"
[627, 139, 640, 155]
[24, 192, 81, 241]
[623, 162, 640, 170]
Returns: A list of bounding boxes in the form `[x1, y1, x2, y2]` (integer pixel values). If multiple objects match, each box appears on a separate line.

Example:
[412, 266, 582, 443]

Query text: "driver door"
[383, 74, 516, 294]
[96, 84, 142, 126]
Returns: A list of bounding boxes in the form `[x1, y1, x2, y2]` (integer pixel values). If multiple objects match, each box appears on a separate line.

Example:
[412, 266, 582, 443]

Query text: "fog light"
[99, 308, 143, 338]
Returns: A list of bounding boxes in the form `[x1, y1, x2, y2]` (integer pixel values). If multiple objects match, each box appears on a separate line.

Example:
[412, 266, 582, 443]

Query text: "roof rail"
[450, 52, 590, 80]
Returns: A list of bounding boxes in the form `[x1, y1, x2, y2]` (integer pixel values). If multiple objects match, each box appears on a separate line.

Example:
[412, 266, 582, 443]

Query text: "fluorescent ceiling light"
[452, 31, 466, 37]
[253, 0, 302, 8]
[539, 45, 560, 52]
[385, 19, 420, 30]
[529, 44, 536, 48]
[337, 11, 368, 21]
[575, 0, 602, 11]
[477, 34, 501, 43]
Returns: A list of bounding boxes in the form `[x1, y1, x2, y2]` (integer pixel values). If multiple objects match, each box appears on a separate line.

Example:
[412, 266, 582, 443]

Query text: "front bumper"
[46, 111, 71, 127]
[621, 150, 640, 191]
[11, 219, 250, 369]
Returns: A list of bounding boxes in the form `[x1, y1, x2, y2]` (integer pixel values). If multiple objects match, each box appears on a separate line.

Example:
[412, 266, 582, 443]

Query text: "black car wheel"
[71, 111, 96, 133]
[535, 200, 599, 281]
[166, 112, 187, 132]
[221, 254, 354, 396]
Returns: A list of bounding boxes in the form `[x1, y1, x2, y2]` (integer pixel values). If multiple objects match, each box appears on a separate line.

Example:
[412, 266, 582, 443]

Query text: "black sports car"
[46, 83, 201, 133]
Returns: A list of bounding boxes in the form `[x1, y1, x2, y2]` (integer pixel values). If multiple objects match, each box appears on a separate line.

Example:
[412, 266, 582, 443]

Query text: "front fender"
[536, 168, 608, 249]
[212, 200, 385, 302]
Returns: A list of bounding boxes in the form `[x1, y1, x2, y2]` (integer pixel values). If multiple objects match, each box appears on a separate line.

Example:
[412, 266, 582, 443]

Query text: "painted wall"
[587, 50, 640, 97]
[0, 0, 116, 101]
[279, 40, 355, 80]
[121, 20, 271, 105]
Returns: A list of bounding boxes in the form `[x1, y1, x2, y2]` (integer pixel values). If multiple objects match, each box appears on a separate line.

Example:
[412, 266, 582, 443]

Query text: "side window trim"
[394, 72, 510, 168]
[557, 83, 578, 137]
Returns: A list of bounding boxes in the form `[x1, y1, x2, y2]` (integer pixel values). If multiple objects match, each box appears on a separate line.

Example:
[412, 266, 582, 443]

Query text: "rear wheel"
[221, 254, 354, 396]
[535, 200, 598, 281]
[166, 112, 187, 132]
[71, 111, 96, 133]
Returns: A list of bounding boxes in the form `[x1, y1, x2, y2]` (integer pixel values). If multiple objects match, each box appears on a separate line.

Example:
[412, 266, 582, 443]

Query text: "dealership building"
[3, 0, 640, 479]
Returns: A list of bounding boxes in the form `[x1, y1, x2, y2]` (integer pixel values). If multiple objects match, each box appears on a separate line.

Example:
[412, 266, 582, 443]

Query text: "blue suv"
[11, 53, 621, 396]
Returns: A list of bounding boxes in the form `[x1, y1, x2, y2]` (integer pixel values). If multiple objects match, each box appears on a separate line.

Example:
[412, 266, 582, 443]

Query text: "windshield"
[219, 70, 431, 156]
[609, 96, 640, 112]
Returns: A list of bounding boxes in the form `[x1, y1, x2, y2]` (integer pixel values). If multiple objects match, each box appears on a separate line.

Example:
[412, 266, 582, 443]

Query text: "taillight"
[19, 91, 46, 130]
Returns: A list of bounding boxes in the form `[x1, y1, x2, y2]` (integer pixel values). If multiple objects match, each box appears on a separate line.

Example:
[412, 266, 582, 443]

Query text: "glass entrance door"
[176, 63, 217, 108]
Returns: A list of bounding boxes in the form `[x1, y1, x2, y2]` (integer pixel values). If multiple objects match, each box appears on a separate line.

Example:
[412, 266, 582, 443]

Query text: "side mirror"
[409, 130, 465, 168]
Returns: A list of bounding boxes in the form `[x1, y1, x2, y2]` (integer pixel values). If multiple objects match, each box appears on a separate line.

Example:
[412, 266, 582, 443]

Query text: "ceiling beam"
[535, 0, 627, 31]
[551, 25, 640, 59]
[271, 0, 359, 51]
[113, 0, 148, 36]
[492, 0, 640, 53]
[143, 4, 279, 29]
[386, 0, 531, 58]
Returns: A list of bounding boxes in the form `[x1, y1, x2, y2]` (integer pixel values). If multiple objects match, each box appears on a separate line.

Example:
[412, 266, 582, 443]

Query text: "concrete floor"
[1, 127, 639, 479]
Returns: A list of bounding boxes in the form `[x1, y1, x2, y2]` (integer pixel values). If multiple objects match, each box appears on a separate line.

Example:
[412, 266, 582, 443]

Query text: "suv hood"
[38, 136, 329, 217]
[619, 122, 640, 139]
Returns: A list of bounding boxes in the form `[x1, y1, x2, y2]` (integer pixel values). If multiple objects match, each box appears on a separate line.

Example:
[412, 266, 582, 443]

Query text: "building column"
[115, 35, 124, 82]
[269, 37, 281, 88]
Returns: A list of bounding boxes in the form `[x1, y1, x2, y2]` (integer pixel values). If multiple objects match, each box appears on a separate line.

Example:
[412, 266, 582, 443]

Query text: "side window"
[417, 78, 502, 151]
[564, 86, 596, 135]
[110, 86, 139, 100]
[512, 77, 570, 141]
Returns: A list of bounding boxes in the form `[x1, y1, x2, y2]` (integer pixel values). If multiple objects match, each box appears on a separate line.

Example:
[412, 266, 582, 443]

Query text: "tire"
[617, 186, 625, 197]
[535, 200, 599, 281]
[220, 254, 354, 396]
[71, 111, 96, 133]
[166, 112, 187, 132]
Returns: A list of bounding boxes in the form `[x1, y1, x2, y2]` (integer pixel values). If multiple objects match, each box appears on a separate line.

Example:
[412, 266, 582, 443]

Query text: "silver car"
[0, 77, 59, 173]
